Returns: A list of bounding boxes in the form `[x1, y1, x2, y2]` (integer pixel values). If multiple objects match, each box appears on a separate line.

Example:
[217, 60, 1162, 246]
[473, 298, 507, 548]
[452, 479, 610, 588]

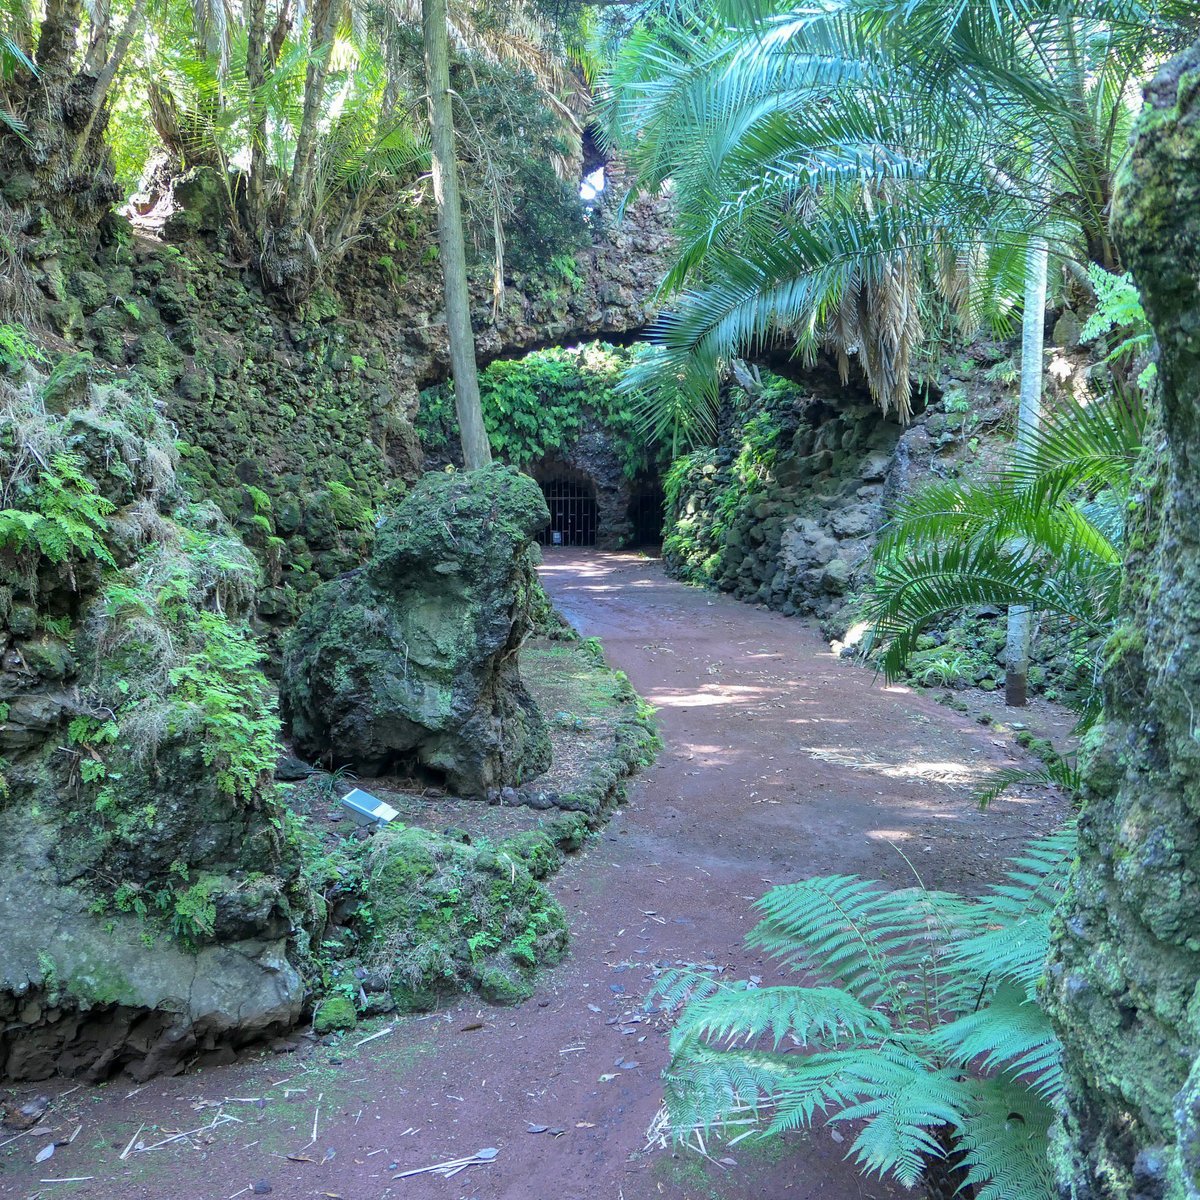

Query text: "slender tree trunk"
[245, 0, 269, 233]
[1004, 233, 1047, 707]
[422, 0, 492, 470]
[284, 0, 338, 229]
[70, 0, 149, 170]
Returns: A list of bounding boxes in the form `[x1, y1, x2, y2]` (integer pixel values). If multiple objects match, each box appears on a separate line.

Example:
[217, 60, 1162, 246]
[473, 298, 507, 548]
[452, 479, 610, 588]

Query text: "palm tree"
[600, 0, 1192, 702]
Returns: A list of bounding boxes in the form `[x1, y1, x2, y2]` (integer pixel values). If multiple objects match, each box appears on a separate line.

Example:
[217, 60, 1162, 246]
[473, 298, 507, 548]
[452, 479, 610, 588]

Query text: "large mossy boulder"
[1046, 42, 1200, 1200]
[281, 465, 553, 797]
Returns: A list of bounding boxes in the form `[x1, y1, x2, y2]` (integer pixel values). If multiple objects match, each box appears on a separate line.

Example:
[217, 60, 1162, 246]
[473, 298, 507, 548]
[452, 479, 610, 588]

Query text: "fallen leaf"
[35, 1144, 54, 1163]
[575, 1122, 596, 1129]
[286, 1154, 316, 1163]
[526, 1124, 549, 1135]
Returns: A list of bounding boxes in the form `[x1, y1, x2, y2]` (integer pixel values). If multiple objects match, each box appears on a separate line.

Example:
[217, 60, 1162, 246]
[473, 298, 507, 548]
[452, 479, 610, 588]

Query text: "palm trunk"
[284, 0, 338, 229]
[1004, 233, 1048, 707]
[422, 0, 492, 470]
[245, 0, 269, 233]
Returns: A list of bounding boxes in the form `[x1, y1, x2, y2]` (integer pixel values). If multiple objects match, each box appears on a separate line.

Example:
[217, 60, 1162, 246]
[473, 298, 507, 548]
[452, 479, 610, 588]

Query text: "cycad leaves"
[657, 824, 1075, 1200]
[865, 392, 1143, 695]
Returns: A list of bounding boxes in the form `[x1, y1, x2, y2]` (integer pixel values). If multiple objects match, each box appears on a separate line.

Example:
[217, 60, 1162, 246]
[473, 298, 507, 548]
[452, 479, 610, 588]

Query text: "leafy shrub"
[652, 826, 1075, 1200]
[865, 391, 1146, 729]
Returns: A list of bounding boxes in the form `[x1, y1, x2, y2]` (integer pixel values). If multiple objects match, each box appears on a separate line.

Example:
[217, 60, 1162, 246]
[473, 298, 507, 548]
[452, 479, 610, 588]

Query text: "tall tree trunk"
[422, 0, 492, 470]
[1047, 40, 1200, 1200]
[1004, 233, 1047, 707]
[284, 0, 338, 229]
[245, 0, 269, 234]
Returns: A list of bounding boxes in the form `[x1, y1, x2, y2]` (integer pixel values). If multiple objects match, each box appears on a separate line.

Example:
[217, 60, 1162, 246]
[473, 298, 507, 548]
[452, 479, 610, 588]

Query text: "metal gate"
[537, 475, 598, 547]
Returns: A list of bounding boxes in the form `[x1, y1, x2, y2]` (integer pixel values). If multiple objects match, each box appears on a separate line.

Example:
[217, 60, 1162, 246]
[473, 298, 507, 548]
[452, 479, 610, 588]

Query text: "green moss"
[313, 993, 358, 1033]
[357, 823, 568, 1010]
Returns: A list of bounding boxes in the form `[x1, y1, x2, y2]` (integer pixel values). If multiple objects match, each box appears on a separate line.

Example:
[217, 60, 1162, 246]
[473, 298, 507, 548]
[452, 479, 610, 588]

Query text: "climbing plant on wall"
[417, 342, 663, 478]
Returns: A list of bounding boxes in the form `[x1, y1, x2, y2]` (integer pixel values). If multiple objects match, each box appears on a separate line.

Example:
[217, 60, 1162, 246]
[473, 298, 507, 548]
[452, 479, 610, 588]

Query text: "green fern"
[653, 825, 1075, 1199]
[0, 452, 116, 570]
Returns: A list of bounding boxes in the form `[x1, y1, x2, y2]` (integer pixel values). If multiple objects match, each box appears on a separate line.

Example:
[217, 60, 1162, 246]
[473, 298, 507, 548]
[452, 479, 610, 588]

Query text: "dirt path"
[1, 552, 1064, 1200]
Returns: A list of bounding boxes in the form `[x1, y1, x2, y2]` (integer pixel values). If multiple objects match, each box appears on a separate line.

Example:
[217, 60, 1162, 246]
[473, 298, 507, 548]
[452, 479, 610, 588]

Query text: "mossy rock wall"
[661, 367, 906, 635]
[0, 358, 309, 1080]
[1046, 43, 1200, 1200]
[11, 166, 670, 633]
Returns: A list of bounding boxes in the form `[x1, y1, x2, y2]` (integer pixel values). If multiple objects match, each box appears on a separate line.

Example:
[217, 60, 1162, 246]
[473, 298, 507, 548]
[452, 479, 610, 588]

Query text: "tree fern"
[652, 824, 1075, 1200]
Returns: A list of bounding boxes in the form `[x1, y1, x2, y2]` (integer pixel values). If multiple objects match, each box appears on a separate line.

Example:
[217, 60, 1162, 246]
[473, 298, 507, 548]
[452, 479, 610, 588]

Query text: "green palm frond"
[864, 392, 1141, 711]
[599, 0, 1187, 440]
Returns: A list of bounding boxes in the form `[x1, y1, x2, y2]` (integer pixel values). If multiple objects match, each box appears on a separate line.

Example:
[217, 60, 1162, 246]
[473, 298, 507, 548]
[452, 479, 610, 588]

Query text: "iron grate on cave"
[537, 475, 598, 547]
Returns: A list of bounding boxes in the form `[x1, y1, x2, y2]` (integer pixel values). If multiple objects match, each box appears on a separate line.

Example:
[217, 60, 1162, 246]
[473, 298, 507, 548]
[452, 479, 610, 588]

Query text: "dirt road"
[0, 552, 1064, 1200]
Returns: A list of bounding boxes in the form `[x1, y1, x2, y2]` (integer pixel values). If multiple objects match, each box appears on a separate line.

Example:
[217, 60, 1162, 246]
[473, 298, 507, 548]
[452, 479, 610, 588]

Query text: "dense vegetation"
[2, 2, 1200, 1199]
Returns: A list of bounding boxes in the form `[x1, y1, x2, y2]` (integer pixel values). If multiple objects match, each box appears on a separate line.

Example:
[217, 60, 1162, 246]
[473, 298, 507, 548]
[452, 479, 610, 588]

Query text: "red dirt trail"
[0, 551, 1064, 1200]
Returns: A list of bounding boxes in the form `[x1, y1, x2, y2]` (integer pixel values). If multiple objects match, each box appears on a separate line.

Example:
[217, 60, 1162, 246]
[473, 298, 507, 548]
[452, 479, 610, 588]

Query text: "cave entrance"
[535, 468, 598, 547]
[626, 477, 665, 549]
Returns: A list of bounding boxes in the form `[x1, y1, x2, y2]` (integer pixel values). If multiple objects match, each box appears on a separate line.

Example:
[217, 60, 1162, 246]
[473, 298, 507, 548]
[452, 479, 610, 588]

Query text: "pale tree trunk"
[1004, 234, 1047, 707]
[421, 0, 492, 470]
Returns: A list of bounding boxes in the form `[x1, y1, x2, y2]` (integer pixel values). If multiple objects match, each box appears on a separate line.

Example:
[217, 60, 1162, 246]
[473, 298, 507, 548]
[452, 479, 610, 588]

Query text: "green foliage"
[0, 452, 116, 572]
[1080, 267, 1157, 391]
[654, 826, 1076, 1199]
[865, 391, 1147, 730]
[599, 0, 1190, 441]
[661, 375, 792, 581]
[0, 322, 44, 370]
[418, 342, 661, 478]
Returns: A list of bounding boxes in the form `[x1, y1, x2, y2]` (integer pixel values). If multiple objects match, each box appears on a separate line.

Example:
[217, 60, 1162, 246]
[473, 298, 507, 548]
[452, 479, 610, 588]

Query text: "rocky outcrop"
[0, 823, 301, 1081]
[8, 163, 671, 633]
[1046, 43, 1200, 1200]
[660, 351, 1023, 640]
[281, 466, 553, 797]
[0, 362, 310, 1080]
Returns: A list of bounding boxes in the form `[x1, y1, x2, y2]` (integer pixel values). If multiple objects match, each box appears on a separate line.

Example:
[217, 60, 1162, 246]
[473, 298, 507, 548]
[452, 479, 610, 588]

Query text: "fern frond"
[931, 982, 1062, 1100]
[748, 875, 981, 1024]
[669, 981, 891, 1051]
[958, 1075, 1058, 1200]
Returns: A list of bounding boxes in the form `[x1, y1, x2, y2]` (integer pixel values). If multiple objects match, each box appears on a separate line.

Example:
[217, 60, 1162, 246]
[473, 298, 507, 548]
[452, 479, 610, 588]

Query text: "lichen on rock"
[281, 465, 553, 797]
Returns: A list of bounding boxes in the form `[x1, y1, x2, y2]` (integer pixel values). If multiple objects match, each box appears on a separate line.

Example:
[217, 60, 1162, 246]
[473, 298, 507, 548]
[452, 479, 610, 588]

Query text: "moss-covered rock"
[356, 824, 568, 1010]
[313, 994, 358, 1034]
[0, 355, 308, 1080]
[1046, 41, 1200, 1200]
[281, 465, 553, 797]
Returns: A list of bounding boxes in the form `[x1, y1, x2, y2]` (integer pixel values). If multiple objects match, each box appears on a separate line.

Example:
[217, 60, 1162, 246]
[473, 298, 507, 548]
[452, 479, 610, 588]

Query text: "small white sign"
[341, 788, 398, 826]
